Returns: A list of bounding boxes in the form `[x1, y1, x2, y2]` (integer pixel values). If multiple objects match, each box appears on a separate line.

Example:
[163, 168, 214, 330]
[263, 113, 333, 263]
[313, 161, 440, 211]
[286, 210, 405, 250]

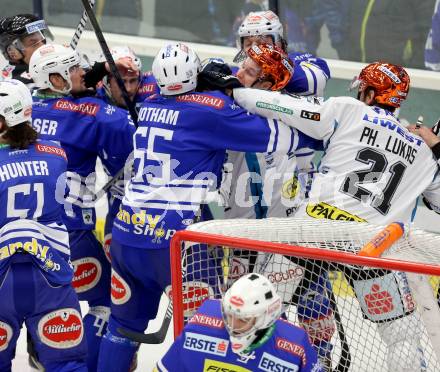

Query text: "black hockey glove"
[197, 59, 242, 93]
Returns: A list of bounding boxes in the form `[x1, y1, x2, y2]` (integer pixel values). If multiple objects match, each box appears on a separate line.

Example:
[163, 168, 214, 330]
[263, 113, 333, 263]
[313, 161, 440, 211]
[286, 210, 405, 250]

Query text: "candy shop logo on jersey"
[258, 352, 299, 372]
[166, 281, 214, 317]
[256, 101, 293, 115]
[38, 308, 83, 349]
[0, 321, 13, 351]
[176, 94, 225, 109]
[306, 202, 366, 222]
[53, 100, 99, 116]
[36, 143, 67, 160]
[276, 338, 306, 365]
[203, 359, 251, 372]
[300, 110, 320, 121]
[111, 269, 131, 305]
[72, 257, 102, 293]
[189, 313, 224, 329]
[0, 238, 60, 272]
[184, 332, 229, 357]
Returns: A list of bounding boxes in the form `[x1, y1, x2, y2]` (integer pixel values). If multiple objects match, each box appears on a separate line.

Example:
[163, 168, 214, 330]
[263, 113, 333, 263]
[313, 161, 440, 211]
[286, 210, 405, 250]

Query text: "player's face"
[18, 33, 46, 65]
[109, 70, 140, 108]
[69, 64, 86, 93]
[236, 57, 262, 88]
[225, 313, 256, 336]
[242, 35, 275, 52]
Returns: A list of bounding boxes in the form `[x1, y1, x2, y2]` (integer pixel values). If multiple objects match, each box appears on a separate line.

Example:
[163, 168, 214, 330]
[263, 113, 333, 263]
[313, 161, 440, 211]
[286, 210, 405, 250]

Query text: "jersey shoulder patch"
[52, 98, 100, 117]
[34, 141, 67, 160]
[176, 92, 227, 110]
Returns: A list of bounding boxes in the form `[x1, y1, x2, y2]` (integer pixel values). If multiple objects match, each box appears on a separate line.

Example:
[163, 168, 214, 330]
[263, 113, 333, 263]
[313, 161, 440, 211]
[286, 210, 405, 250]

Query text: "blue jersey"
[0, 140, 73, 285]
[96, 71, 160, 109]
[157, 299, 323, 372]
[31, 94, 135, 230]
[112, 90, 318, 248]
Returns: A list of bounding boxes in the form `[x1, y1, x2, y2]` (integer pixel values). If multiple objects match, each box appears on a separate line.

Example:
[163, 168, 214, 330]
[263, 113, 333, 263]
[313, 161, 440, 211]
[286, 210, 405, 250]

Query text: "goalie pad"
[349, 270, 415, 323]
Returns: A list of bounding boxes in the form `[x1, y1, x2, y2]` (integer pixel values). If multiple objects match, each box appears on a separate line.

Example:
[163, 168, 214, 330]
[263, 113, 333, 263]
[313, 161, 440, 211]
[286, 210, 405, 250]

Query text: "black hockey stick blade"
[117, 302, 173, 344]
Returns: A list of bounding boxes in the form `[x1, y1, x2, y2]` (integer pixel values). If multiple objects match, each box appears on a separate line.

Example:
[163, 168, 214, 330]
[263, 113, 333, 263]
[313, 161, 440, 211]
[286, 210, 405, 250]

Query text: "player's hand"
[197, 59, 242, 93]
[105, 57, 139, 75]
[408, 124, 440, 148]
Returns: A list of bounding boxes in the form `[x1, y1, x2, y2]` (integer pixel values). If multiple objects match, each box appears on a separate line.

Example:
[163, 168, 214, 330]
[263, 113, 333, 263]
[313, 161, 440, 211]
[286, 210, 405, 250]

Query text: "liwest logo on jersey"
[53, 100, 99, 116]
[258, 352, 299, 372]
[203, 359, 251, 372]
[306, 202, 366, 222]
[256, 101, 293, 115]
[184, 332, 229, 357]
[38, 308, 83, 349]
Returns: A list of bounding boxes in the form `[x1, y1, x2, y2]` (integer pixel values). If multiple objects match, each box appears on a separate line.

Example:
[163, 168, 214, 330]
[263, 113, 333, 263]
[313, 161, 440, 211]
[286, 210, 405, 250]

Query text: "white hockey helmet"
[29, 43, 81, 94]
[0, 79, 33, 127]
[222, 273, 282, 354]
[237, 11, 284, 49]
[152, 43, 200, 95]
[109, 46, 142, 70]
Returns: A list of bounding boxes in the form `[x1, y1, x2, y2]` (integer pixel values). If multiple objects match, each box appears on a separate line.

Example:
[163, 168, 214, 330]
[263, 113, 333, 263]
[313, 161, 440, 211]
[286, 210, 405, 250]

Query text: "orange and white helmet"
[352, 62, 410, 108]
[247, 43, 293, 91]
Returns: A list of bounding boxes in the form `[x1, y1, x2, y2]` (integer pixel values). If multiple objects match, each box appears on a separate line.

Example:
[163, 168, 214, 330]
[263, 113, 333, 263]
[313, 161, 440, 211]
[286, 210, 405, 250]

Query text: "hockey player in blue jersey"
[0, 79, 88, 371]
[28, 43, 135, 371]
[157, 273, 323, 372]
[96, 42, 320, 372]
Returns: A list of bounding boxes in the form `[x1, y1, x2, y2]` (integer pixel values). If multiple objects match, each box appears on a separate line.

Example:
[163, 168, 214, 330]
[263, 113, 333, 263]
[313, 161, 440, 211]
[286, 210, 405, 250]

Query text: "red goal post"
[170, 218, 440, 371]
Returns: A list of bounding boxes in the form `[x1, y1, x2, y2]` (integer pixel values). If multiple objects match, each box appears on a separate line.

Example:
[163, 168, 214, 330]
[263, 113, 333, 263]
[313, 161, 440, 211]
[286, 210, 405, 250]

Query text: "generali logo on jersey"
[72, 257, 101, 293]
[176, 94, 225, 109]
[38, 308, 83, 349]
[189, 313, 224, 329]
[0, 321, 12, 351]
[35, 143, 67, 160]
[53, 99, 99, 116]
[275, 337, 307, 366]
[111, 270, 131, 305]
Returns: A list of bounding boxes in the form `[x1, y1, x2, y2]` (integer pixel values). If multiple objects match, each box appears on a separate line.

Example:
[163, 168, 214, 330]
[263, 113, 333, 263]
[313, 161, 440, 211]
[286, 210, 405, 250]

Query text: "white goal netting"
[170, 217, 440, 372]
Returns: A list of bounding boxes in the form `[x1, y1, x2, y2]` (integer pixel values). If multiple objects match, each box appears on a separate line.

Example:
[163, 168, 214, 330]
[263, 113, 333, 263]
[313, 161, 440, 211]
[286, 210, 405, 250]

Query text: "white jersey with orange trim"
[233, 90, 440, 224]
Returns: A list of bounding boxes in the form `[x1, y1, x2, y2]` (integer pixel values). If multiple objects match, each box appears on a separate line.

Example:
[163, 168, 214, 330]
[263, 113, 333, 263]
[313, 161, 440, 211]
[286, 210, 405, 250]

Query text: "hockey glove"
[197, 59, 242, 93]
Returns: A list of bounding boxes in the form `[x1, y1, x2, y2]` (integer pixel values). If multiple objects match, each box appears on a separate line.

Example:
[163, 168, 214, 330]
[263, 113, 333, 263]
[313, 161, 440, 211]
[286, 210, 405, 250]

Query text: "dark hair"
[358, 87, 396, 113]
[1, 119, 38, 149]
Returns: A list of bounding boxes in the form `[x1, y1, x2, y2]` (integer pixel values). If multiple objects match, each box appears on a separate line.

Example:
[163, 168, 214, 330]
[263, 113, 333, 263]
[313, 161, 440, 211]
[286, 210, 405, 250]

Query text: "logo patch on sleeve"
[275, 338, 306, 365]
[111, 269, 131, 305]
[35, 143, 67, 160]
[72, 257, 102, 293]
[0, 321, 13, 351]
[300, 110, 320, 121]
[176, 94, 225, 109]
[38, 308, 83, 349]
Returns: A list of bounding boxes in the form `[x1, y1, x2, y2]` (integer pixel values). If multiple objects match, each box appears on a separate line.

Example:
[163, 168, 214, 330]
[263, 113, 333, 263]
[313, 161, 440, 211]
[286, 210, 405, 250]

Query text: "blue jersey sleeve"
[156, 331, 184, 371]
[95, 105, 135, 176]
[300, 334, 324, 372]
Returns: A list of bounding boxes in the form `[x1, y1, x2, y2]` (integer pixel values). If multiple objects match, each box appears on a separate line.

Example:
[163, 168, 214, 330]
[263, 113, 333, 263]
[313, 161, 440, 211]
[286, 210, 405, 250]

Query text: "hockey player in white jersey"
[234, 61, 440, 371]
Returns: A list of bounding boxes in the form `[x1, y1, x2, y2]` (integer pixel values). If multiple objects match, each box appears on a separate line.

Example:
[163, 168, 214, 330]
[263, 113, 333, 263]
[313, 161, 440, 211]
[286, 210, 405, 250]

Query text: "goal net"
[169, 217, 440, 372]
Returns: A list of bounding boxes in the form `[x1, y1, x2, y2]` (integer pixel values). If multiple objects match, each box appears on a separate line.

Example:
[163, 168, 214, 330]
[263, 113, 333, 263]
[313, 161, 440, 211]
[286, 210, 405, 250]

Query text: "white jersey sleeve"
[422, 171, 440, 214]
[233, 88, 342, 141]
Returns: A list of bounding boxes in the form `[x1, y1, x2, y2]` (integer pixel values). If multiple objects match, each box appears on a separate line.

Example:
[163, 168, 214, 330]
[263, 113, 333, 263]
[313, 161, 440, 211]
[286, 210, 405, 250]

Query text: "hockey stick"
[80, 0, 138, 124]
[70, 0, 96, 49]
